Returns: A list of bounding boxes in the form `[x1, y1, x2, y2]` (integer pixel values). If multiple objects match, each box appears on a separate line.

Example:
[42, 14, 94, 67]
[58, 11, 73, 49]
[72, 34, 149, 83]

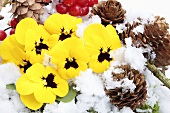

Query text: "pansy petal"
[65, 67, 77, 79]
[52, 78, 69, 97]
[16, 74, 34, 95]
[50, 45, 69, 64]
[83, 23, 109, 44]
[20, 94, 43, 110]
[89, 55, 110, 73]
[34, 87, 56, 103]
[48, 34, 60, 48]
[44, 13, 82, 34]
[44, 13, 64, 34]
[70, 47, 89, 63]
[62, 14, 82, 31]
[0, 35, 24, 61]
[61, 37, 84, 52]
[58, 67, 67, 79]
[26, 63, 45, 82]
[28, 51, 44, 64]
[25, 29, 38, 51]
[37, 25, 51, 40]
[44, 66, 58, 78]
[106, 25, 122, 50]
[15, 18, 38, 45]
[11, 47, 26, 65]
[76, 60, 88, 71]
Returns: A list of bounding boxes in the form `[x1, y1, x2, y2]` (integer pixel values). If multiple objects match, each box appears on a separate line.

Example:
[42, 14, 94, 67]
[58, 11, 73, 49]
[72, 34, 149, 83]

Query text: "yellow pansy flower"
[44, 13, 82, 45]
[16, 63, 69, 110]
[83, 24, 122, 73]
[0, 35, 34, 73]
[49, 37, 89, 80]
[0, 34, 24, 63]
[15, 17, 55, 64]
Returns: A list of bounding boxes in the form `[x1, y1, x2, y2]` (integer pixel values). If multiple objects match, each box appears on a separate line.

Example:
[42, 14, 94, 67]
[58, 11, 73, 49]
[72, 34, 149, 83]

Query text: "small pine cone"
[91, 0, 126, 26]
[119, 16, 170, 67]
[119, 20, 143, 47]
[105, 65, 147, 110]
[9, 0, 49, 21]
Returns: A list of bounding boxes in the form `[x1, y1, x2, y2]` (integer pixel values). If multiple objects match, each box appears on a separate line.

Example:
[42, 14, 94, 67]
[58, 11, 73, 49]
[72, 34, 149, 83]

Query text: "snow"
[0, 63, 28, 113]
[74, 69, 105, 97]
[165, 66, 170, 78]
[111, 106, 134, 113]
[0, 63, 21, 84]
[110, 38, 147, 73]
[103, 70, 136, 92]
[124, 38, 147, 73]
[0, 4, 12, 35]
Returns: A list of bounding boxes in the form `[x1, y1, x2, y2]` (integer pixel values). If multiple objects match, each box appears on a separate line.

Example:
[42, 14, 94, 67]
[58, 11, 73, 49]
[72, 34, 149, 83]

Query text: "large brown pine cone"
[105, 65, 147, 110]
[119, 16, 170, 67]
[91, 0, 126, 26]
[9, 0, 49, 21]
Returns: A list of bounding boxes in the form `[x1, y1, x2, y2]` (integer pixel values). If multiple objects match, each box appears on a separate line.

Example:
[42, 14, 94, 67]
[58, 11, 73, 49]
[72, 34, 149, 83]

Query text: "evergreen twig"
[147, 62, 170, 89]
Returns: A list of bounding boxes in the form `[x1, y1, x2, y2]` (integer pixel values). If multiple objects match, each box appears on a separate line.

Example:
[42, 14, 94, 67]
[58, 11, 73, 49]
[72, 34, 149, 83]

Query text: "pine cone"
[9, 0, 49, 21]
[91, 0, 126, 26]
[105, 65, 147, 110]
[119, 16, 170, 67]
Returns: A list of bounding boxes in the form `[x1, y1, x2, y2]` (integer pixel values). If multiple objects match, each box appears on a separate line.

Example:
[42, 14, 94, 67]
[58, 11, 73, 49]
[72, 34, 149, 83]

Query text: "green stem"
[147, 62, 170, 89]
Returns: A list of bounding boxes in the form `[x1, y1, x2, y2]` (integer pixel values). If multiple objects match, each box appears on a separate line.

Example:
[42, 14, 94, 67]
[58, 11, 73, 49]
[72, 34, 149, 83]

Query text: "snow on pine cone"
[9, 0, 50, 21]
[119, 16, 170, 67]
[105, 65, 147, 110]
[90, 0, 126, 26]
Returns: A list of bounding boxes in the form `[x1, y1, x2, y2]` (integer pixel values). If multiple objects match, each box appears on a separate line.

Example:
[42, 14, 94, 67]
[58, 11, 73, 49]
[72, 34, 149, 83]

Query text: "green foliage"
[140, 102, 159, 113]
[56, 85, 77, 103]
[6, 83, 16, 90]
[87, 108, 98, 113]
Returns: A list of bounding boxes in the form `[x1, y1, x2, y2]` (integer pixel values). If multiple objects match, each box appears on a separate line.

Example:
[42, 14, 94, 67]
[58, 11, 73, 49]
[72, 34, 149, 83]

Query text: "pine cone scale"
[10, 0, 48, 21]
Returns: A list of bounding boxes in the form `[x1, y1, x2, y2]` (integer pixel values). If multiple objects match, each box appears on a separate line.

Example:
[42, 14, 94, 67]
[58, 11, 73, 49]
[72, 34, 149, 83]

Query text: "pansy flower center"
[59, 28, 73, 41]
[98, 47, 112, 62]
[19, 60, 32, 73]
[42, 73, 57, 88]
[64, 57, 78, 69]
[35, 38, 49, 54]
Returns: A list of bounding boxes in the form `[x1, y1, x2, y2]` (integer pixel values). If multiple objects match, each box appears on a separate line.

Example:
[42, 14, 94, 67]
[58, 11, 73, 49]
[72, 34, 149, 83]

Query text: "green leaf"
[56, 85, 77, 103]
[139, 101, 159, 113]
[6, 83, 16, 90]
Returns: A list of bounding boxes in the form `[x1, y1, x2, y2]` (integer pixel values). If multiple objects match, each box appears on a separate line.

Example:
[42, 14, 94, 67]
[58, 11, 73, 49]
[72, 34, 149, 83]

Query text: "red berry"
[63, 0, 77, 6]
[80, 6, 89, 16]
[0, 30, 7, 41]
[10, 28, 15, 35]
[68, 4, 81, 16]
[77, 0, 89, 6]
[88, 0, 98, 7]
[10, 18, 18, 27]
[56, 3, 68, 14]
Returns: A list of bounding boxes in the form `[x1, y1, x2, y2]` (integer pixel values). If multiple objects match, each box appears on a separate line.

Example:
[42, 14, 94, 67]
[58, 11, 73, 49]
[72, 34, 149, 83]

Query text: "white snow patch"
[103, 69, 136, 92]
[165, 66, 170, 79]
[132, 25, 144, 34]
[124, 38, 147, 73]
[0, 63, 21, 84]
[112, 106, 134, 113]
[135, 108, 152, 113]
[74, 69, 105, 97]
